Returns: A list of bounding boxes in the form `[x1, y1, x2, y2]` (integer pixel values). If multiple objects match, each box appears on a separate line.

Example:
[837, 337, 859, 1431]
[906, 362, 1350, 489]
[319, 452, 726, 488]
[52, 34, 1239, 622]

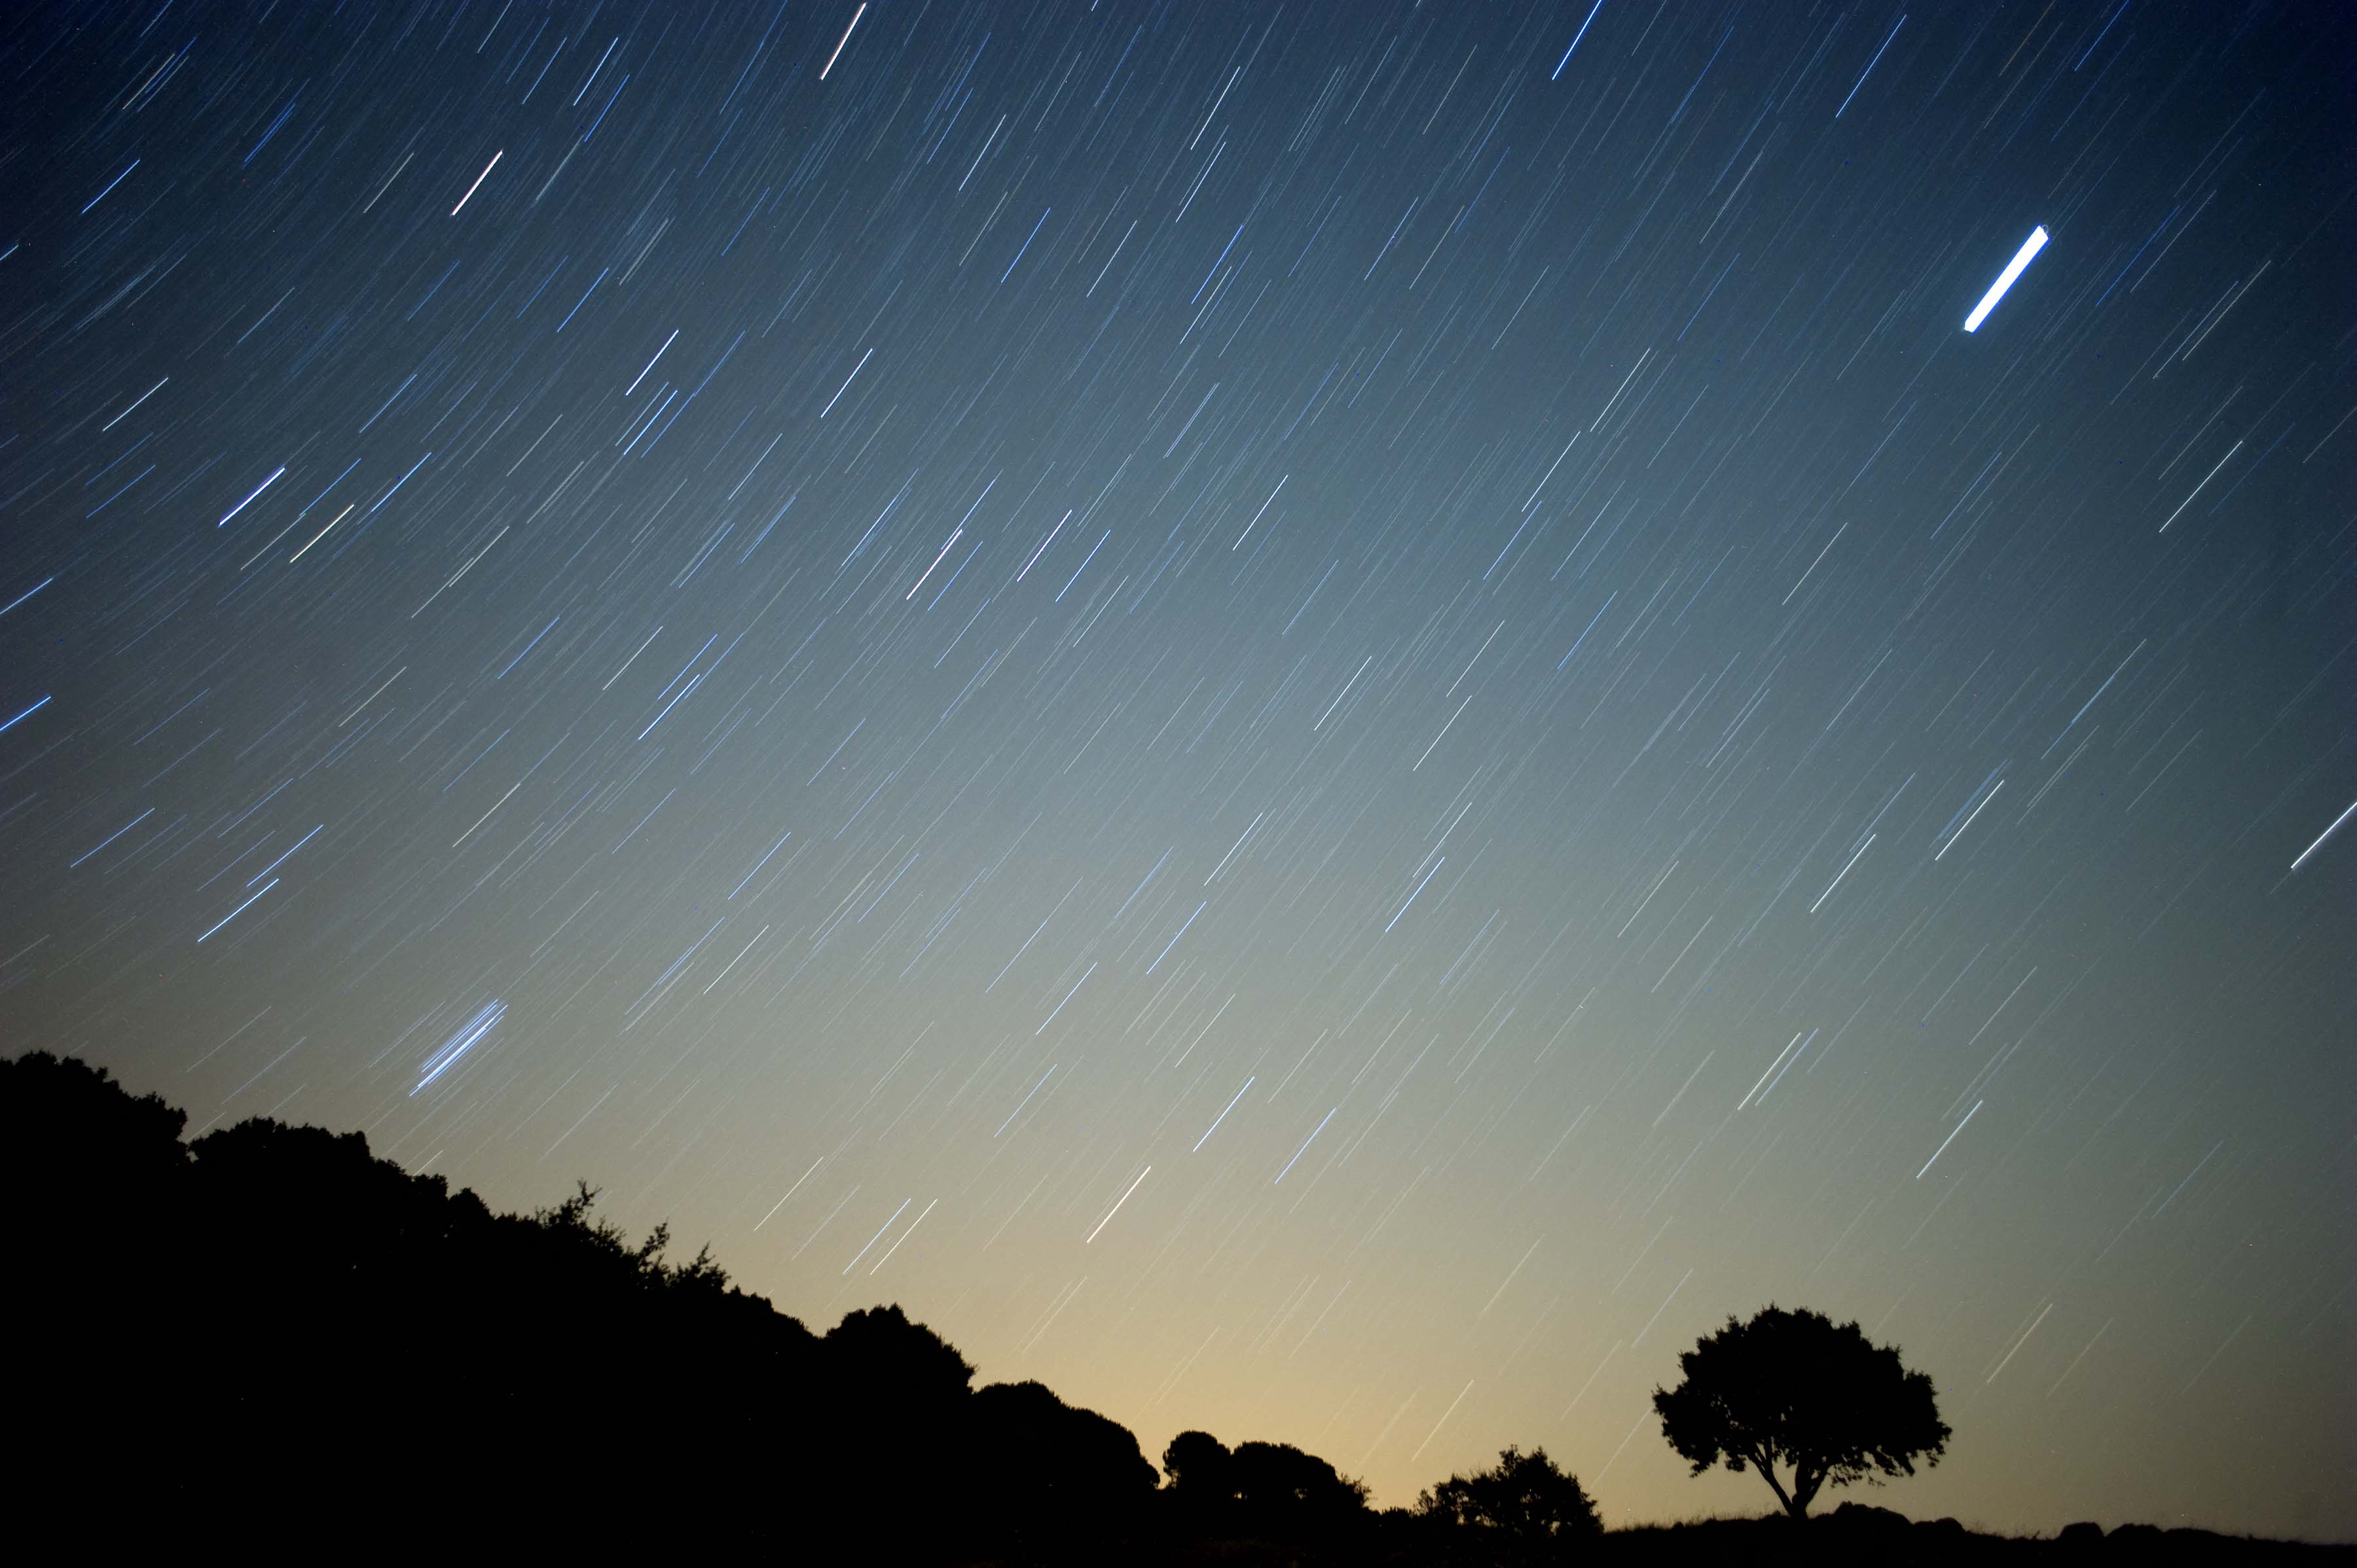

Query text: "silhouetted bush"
[1415, 1444, 1603, 1563]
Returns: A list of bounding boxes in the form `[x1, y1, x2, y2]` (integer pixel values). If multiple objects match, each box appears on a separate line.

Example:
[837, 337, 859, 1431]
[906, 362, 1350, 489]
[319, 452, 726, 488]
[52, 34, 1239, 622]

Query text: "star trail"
[2, 0, 2351, 1540]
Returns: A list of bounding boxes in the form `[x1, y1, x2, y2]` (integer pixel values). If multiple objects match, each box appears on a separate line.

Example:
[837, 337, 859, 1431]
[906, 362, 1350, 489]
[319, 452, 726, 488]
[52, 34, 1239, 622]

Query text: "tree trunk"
[1750, 1452, 1800, 1518]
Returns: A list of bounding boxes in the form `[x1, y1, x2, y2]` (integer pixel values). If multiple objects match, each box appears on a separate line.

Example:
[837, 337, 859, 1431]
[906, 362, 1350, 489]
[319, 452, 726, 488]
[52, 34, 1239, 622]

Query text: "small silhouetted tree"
[1651, 1304, 1950, 1519]
[1417, 1444, 1602, 1562]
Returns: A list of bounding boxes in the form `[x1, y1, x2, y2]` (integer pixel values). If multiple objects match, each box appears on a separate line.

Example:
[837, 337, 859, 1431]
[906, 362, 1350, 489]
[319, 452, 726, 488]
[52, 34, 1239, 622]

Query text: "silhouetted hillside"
[3, 1052, 2345, 1563]
[0, 1050, 1278, 1557]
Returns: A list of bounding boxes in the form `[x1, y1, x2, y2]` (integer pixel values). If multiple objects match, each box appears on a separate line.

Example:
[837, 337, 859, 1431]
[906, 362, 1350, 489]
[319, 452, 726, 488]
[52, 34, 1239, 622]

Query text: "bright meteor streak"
[452, 149, 501, 215]
[1086, 1166, 1150, 1243]
[1964, 225, 2048, 332]
[413, 1000, 506, 1093]
[818, 3, 865, 81]
[2289, 795, 2357, 873]
[217, 466, 286, 527]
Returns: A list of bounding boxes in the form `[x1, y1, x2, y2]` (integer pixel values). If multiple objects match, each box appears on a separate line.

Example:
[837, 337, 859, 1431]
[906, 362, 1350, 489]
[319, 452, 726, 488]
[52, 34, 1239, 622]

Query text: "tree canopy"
[1231, 1438, 1374, 1523]
[967, 1379, 1160, 1547]
[1651, 1303, 1951, 1518]
[1153, 1428, 1374, 1544]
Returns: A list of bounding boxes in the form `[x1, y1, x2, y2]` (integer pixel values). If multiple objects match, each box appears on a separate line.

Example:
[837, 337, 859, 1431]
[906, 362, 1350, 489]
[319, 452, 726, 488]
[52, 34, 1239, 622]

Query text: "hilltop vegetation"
[2, 1051, 2341, 1563]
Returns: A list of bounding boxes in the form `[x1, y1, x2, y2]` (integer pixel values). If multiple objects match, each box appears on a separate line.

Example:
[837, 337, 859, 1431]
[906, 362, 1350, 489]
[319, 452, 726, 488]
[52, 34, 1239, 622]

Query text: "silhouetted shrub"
[1415, 1444, 1602, 1563]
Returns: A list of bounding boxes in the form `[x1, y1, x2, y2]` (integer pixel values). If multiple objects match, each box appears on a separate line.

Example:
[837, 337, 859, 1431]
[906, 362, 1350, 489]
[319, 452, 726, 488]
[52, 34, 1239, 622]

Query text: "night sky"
[5, 0, 2352, 1539]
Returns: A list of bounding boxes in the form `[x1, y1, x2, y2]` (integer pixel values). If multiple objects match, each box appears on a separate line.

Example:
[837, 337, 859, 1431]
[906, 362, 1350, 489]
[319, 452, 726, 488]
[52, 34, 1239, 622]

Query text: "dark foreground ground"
[58, 1505, 2357, 1564]
[932, 1506, 2357, 1567]
[1579, 1509, 2347, 1567]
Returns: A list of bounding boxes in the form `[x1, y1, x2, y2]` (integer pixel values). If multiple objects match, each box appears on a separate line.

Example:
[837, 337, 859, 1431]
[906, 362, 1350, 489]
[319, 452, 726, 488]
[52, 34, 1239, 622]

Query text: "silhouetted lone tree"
[1416, 1444, 1601, 1563]
[1651, 1304, 1950, 1519]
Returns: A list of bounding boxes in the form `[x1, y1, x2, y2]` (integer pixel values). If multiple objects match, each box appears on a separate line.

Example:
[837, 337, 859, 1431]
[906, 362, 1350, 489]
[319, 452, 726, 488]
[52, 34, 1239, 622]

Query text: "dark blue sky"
[3, 0, 2350, 1537]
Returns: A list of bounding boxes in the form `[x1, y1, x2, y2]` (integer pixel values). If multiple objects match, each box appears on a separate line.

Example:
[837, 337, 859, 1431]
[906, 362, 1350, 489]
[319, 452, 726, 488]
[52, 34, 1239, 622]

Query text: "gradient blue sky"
[4, 0, 2351, 1539]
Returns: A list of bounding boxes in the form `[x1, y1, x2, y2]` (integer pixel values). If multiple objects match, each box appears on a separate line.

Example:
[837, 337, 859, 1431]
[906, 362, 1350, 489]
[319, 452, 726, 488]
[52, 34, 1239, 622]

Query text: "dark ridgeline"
[0, 1049, 1327, 1559]
[4, 1051, 2345, 1565]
